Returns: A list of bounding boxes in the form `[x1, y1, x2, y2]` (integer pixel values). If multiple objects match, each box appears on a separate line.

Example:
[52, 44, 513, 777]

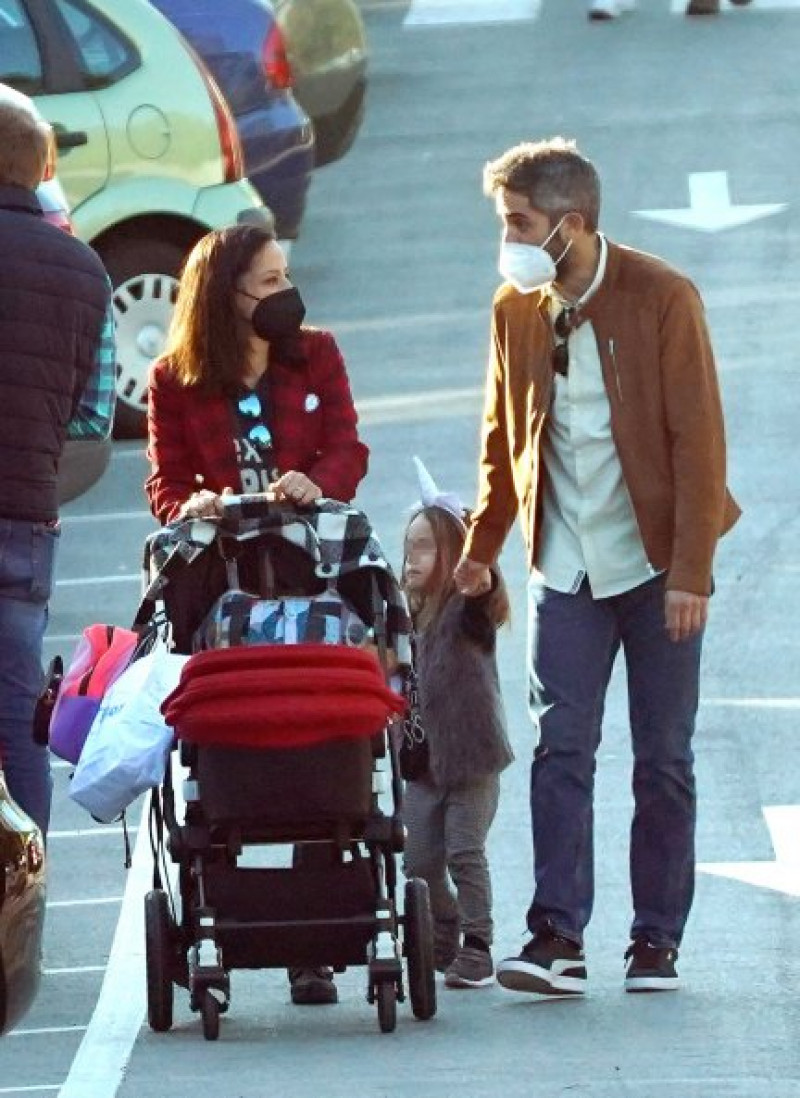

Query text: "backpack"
[48, 624, 140, 764]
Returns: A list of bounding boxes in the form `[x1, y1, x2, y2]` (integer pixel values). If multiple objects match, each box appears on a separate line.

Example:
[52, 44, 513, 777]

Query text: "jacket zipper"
[608, 339, 624, 404]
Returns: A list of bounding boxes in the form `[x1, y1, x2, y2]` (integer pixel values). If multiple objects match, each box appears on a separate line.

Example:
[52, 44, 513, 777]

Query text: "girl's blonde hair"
[401, 506, 510, 631]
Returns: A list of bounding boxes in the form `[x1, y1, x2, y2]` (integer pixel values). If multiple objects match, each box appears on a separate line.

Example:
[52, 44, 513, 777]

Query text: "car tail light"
[262, 23, 293, 90]
[188, 49, 244, 183]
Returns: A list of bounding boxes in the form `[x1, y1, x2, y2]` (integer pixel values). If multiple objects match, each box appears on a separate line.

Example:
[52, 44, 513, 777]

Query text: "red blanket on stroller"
[161, 645, 406, 749]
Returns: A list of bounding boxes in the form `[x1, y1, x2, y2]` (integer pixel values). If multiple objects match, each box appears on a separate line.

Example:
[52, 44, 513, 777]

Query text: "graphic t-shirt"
[231, 379, 279, 494]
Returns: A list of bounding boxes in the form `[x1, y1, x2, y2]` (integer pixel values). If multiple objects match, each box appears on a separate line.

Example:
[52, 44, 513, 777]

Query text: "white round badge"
[304, 393, 320, 412]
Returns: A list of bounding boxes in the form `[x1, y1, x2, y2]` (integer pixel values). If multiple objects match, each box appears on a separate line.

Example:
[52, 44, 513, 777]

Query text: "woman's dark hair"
[402, 506, 510, 631]
[162, 224, 279, 394]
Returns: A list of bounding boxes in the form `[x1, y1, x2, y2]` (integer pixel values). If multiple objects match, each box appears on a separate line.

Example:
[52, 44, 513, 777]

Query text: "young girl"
[400, 459, 514, 989]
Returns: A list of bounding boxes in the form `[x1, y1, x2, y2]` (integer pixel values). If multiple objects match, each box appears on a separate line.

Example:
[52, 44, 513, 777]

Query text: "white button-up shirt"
[536, 235, 657, 599]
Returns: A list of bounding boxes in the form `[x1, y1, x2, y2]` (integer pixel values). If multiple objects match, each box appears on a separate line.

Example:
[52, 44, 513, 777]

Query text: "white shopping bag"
[69, 641, 188, 823]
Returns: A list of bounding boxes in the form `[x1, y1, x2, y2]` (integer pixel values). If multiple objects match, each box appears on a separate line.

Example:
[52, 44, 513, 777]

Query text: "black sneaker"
[496, 925, 587, 995]
[624, 940, 680, 992]
[288, 967, 338, 1005]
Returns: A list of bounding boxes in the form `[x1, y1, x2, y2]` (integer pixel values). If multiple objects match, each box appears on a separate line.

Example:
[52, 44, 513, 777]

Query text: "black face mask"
[249, 287, 306, 342]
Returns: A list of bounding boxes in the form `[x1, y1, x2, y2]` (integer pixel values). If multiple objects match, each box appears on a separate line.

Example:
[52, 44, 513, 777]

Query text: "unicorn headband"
[412, 455, 468, 533]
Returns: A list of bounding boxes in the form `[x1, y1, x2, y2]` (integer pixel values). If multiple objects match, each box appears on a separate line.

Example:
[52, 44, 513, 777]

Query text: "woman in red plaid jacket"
[145, 224, 369, 526]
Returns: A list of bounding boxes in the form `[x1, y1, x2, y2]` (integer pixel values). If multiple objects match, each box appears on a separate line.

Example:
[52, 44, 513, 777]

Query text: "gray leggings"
[402, 773, 500, 946]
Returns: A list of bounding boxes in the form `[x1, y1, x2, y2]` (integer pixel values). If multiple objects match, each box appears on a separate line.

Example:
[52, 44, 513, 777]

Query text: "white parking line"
[47, 897, 123, 909]
[6, 1026, 87, 1038]
[702, 697, 800, 708]
[43, 966, 106, 976]
[55, 575, 139, 588]
[48, 827, 136, 840]
[0, 1085, 61, 1093]
[404, 0, 540, 24]
[61, 512, 151, 525]
[57, 794, 176, 1098]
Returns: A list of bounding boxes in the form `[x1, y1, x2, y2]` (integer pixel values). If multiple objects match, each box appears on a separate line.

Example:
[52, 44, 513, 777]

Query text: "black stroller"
[135, 496, 436, 1039]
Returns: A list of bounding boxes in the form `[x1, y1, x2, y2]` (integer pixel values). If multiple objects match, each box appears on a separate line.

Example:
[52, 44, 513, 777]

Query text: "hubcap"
[112, 272, 179, 412]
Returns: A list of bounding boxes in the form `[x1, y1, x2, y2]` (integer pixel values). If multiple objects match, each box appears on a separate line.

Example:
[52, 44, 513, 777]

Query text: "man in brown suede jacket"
[455, 137, 740, 996]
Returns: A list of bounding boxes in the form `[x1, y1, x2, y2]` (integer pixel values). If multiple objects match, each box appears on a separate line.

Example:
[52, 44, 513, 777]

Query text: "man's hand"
[665, 590, 708, 643]
[270, 471, 322, 506]
[454, 556, 492, 597]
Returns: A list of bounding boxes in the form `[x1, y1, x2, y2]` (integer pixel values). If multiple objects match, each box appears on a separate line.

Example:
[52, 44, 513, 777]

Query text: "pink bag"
[48, 625, 139, 764]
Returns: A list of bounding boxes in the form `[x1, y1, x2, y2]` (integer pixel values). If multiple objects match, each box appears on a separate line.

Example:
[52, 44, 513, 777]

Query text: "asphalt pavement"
[2, 0, 800, 1095]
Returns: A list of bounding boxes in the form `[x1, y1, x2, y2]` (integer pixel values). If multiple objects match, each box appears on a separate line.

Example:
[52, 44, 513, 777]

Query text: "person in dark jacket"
[145, 224, 368, 524]
[400, 459, 514, 990]
[0, 86, 115, 838]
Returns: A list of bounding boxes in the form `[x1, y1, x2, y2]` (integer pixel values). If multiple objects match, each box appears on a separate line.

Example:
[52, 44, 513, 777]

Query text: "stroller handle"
[220, 493, 305, 521]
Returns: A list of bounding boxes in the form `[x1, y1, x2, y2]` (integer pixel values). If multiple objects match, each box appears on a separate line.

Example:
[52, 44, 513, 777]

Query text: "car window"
[54, 0, 137, 89]
[0, 0, 44, 94]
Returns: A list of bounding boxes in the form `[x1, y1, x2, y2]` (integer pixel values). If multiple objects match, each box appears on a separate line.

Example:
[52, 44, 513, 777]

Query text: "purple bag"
[48, 625, 139, 764]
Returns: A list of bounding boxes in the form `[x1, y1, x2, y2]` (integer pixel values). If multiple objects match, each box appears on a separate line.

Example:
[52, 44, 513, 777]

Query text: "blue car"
[150, 0, 315, 239]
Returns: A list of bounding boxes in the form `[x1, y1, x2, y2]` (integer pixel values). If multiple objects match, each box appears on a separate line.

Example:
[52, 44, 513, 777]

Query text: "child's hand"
[454, 556, 492, 596]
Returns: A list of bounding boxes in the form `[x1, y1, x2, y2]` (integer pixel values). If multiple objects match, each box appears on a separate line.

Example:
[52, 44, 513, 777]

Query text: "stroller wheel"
[200, 991, 221, 1041]
[144, 889, 174, 1032]
[403, 879, 437, 1021]
[376, 981, 397, 1034]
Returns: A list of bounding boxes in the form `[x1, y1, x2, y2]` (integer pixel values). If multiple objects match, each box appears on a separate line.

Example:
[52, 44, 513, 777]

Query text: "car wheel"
[57, 438, 112, 505]
[100, 238, 188, 439]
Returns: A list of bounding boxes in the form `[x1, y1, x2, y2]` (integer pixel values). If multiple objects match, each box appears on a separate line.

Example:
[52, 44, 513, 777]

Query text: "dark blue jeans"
[0, 518, 60, 836]
[526, 574, 702, 949]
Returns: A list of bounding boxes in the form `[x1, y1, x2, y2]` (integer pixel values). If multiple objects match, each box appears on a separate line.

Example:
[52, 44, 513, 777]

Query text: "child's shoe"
[444, 946, 494, 988]
[288, 967, 338, 1004]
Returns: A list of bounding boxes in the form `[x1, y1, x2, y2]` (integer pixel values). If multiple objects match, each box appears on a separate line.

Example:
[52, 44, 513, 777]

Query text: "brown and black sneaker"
[496, 925, 586, 995]
[624, 940, 680, 992]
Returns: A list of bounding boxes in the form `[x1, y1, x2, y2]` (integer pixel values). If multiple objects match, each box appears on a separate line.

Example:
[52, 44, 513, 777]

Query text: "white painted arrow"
[634, 171, 787, 233]
[699, 806, 800, 897]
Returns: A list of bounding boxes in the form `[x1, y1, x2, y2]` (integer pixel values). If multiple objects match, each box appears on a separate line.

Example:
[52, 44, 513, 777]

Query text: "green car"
[0, 0, 273, 437]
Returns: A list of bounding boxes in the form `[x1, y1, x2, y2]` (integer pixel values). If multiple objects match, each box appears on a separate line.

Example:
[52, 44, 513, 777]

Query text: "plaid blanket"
[139, 499, 412, 667]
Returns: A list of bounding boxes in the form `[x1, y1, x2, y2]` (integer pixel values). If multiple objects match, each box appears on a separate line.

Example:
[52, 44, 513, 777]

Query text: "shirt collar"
[552, 232, 608, 315]
[0, 184, 42, 216]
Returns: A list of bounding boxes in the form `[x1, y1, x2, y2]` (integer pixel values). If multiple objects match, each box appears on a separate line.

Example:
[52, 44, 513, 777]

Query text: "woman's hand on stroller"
[269, 471, 322, 507]
[179, 487, 234, 521]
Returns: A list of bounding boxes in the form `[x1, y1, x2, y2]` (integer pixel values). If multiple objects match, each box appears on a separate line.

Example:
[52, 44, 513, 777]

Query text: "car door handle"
[55, 129, 88, 151]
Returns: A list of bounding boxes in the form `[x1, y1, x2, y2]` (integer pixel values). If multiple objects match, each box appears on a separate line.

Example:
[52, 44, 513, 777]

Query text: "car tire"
[100, 238, 189, 439]
[57, 438, 112, 505]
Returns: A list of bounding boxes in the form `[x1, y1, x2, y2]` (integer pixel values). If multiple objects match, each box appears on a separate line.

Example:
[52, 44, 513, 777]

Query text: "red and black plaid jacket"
[145, 328, 369, 525]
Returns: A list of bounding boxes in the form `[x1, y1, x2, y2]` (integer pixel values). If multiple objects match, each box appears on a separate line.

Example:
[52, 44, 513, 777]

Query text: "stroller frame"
[138, 498, 436, 1039]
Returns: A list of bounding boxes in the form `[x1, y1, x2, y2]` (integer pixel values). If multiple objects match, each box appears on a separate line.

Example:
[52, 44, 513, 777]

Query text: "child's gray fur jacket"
[414, 590, 514, 788]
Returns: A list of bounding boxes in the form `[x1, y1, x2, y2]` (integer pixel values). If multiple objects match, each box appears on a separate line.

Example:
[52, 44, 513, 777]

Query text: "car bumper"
[237, 104, 314, 238]
[191, 178, 275, 233]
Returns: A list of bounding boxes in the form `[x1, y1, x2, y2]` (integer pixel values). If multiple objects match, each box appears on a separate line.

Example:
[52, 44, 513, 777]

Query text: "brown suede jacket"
[464, 239, 741, 596]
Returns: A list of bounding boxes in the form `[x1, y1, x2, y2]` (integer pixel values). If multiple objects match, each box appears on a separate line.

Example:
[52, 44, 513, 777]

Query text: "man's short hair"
[483, 137, 601, 233]
[0, 87, 52, 189]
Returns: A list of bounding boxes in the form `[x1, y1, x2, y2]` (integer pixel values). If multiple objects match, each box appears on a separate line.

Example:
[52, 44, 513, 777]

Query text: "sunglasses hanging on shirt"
[551, 307, 583, 378]
[237, 390, 273, 449]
